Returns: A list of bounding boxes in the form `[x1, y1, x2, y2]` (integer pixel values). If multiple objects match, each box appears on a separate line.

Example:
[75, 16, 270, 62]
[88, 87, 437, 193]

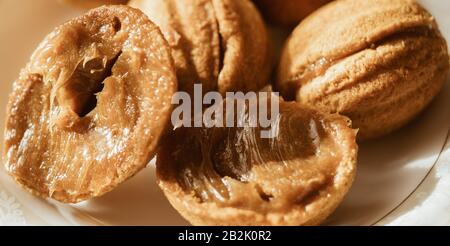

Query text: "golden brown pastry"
[276, 0, 450, 140]
[157, 96, 358, 225]
[3, 6, 177, 203]
[253, 0, 331, 25]
[129, 0, 272, 96]
[59, 0, 129, 9]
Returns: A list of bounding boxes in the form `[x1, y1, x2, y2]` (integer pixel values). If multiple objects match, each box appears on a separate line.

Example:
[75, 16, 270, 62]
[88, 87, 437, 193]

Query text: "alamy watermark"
[171, 84, 280, 139]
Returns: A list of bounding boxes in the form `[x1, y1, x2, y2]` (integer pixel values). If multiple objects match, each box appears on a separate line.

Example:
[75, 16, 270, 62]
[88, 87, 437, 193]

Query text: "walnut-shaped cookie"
[129, 0, 272, 96]
[276, 0, 449, 140]
[157, 95, 357, 225]
[3, 6, 177, 203]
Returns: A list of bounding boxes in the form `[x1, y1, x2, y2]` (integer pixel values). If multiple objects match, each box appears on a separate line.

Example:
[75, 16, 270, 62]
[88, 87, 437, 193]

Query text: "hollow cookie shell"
[157, 96, 357, 225]
[276, 0, 450, 140]
[3, 6, 177, 203]
[253, 0, 331, 25]
[129, 0, 272, 96]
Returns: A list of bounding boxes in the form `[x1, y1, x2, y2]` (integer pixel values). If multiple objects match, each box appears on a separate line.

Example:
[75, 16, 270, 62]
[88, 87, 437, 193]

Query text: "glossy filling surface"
[4, 6, 176, 202]
[160, 100, 345, 213]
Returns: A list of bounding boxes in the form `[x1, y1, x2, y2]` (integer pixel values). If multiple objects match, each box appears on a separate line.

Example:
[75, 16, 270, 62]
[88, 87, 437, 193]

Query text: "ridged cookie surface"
[276, 0, 449, 140]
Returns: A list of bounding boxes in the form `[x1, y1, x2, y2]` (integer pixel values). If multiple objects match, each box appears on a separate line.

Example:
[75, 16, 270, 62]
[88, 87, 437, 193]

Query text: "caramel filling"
[4, 6, 177, 202]
[165, 102, 343, 212]
[57, 51, 122, 119]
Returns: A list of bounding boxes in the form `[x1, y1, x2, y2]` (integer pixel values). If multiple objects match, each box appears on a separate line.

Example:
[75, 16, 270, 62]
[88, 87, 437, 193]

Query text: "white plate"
[0, 0, 449, 226]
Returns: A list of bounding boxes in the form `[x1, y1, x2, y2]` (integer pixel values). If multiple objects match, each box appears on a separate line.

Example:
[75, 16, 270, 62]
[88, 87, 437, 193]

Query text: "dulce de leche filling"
[4, 6, 176, 202]
[160, 102, 344, 213]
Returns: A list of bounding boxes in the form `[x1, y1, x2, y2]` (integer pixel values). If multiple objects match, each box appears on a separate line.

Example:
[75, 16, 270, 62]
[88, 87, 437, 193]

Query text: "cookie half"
[157, 96, 357, 225]
[3, 6, 177, 203]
